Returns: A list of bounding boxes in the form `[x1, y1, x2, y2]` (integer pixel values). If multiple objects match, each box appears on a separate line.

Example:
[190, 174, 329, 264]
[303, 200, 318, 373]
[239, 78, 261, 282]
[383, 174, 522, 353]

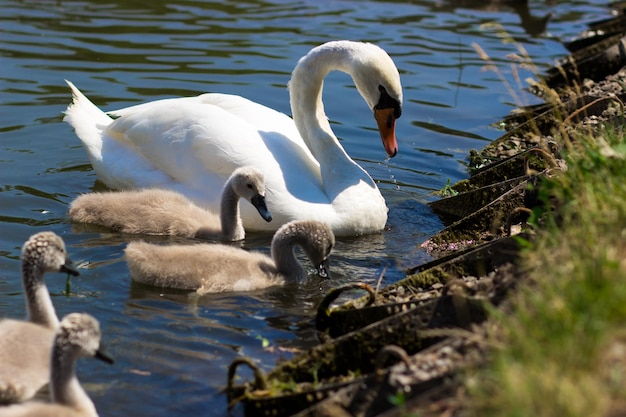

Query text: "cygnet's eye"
[246, 183, 253, 189]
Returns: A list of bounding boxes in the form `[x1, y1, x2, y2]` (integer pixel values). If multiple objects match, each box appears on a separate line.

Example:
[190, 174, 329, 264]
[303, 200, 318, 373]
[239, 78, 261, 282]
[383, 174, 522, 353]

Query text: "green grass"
[465, 122, 626, 417]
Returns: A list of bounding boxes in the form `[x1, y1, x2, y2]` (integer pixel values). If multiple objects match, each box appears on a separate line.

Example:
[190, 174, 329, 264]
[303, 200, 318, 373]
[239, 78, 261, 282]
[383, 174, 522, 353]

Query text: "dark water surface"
[0, 0, 613, 415]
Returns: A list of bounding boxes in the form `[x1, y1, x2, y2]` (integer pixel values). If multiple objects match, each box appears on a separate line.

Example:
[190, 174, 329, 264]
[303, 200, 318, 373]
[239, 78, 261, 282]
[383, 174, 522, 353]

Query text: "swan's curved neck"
[271, 235, 307, 283]
[23, 264, 59, 329]
[220, 183, 244, 241]
[289, 44, 358, 168]
[51, 347, 97, 415]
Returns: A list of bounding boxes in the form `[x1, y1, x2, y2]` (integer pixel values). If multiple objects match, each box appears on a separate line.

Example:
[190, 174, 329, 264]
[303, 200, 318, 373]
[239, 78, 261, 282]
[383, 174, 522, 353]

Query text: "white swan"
[63, 40, 403, 236]
[0, 232, 80, 405]
[68, 166, 272, 241]
[0, 313, 113, 417]
[125, 220, 335, 294]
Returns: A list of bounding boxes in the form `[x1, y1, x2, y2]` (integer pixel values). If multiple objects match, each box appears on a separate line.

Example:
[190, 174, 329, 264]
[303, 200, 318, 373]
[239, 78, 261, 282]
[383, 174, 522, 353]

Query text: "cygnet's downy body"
[125, 220, 334, 294]
[69, 166, 272, 241]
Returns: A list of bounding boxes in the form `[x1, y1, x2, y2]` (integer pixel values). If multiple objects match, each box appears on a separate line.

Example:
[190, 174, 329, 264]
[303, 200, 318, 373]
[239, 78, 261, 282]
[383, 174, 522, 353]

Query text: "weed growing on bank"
[466, 121, 626, 417]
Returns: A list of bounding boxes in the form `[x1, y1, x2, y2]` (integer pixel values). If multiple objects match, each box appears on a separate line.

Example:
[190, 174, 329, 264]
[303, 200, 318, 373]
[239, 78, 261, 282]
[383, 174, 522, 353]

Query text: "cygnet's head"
[229, 166, 272, 222]
[21, 231, 80, 277]
[274, 220, 335, 278]
[56, 313, 113, 364]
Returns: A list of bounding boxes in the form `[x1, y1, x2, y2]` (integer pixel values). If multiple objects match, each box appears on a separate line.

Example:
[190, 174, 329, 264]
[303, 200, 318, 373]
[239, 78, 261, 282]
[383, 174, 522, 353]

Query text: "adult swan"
[64, 41, 403, 236]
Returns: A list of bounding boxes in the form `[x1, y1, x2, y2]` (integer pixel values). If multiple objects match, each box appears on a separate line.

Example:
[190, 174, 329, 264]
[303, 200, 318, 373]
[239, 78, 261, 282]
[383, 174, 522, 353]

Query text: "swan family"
[64, 40, 403, 236]
[1, 40, 403, 415]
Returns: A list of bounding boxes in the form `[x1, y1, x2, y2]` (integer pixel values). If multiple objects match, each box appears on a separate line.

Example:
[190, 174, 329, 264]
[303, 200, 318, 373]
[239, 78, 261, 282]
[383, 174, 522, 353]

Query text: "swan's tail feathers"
[63, 80, 113, 161]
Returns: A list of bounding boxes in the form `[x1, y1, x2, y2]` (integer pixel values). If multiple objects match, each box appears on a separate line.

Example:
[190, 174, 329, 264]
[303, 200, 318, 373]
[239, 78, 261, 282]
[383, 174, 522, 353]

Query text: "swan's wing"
[104, 94, 324, 209]
[195, 94, 304, 145]
[107, 95, 317, 176]
[192, 94, 322, 178]
[109, 93, 314, 161]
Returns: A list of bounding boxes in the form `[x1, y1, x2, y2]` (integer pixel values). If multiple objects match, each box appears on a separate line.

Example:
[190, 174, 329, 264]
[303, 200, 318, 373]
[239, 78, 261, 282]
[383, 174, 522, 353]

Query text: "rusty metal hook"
[226, 357, 268, 409]
[315, 282, 376, 333]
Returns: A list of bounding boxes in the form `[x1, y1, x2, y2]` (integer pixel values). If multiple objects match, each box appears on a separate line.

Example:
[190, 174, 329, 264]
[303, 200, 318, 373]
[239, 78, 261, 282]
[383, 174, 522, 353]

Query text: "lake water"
[0, 0, 613, 415]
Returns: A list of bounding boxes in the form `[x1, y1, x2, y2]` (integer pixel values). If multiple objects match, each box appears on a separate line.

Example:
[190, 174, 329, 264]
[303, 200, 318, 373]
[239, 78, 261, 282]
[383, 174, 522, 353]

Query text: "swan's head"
[348, 42, 403, 158]
[228, 166, 272, 223]
[290, 41, 403, 158]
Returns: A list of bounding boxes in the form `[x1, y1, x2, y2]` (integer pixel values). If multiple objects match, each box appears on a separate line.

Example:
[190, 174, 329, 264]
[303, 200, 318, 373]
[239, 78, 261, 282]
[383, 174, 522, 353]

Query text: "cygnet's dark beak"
[95, 348, 115, 365]
[317, 259, 331, 279]
[250, 195, 272, 222]
[61, 257, 80, 276]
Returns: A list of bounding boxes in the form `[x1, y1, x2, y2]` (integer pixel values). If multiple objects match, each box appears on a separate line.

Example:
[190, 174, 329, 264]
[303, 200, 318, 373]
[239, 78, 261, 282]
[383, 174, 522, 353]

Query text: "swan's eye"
[375, 85, 401, 119]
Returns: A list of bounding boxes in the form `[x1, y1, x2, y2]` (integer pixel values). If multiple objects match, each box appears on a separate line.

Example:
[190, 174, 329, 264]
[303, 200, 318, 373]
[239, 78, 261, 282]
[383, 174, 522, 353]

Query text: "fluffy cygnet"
[0, 313, 113, 417]
[125, 220, 335, 294]
[0, 231, 79, 404]
[68, 166, 272, 241]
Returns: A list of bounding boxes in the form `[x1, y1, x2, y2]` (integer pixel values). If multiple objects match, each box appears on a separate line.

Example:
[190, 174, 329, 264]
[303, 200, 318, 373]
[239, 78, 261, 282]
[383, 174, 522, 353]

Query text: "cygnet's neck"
[271, 231, 309, 284]
[23, 263, 59, 329]
[220, 182, 244, 241]
[50, 346, 98, 416]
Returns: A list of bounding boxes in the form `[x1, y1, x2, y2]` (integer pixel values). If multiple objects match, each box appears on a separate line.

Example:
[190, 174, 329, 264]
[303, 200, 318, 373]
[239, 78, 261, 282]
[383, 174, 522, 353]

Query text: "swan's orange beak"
[374, 108, 398, 158]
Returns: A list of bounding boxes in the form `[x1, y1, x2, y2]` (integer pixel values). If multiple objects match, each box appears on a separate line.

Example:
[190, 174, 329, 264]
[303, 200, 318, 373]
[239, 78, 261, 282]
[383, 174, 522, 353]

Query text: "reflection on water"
[437, 0, 553, 36]
[0, 0, 613, 415]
